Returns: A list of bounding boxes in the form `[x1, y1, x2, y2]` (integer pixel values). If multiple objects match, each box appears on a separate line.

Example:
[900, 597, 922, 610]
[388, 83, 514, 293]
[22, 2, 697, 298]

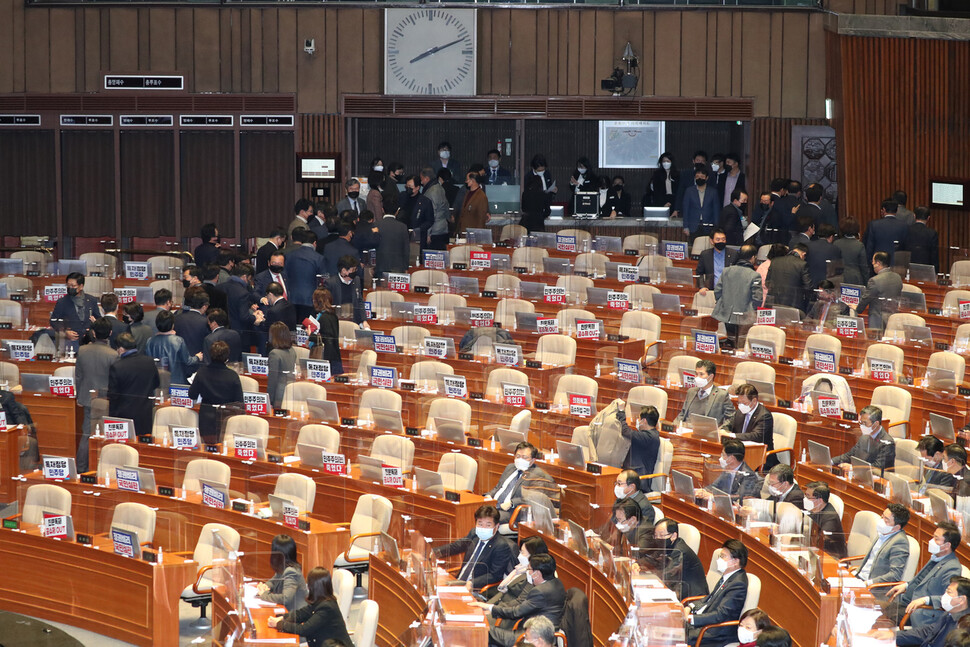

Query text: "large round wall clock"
[384, 8, 477, 96]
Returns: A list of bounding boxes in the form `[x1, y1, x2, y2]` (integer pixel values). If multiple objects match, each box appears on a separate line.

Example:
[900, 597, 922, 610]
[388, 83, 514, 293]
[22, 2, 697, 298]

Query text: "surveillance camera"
[304, 39, 315, 55]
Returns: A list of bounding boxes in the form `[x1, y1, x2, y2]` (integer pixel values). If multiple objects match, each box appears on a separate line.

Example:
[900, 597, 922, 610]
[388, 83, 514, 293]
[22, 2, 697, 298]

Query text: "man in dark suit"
[258, 282, 297, 331]
[202, 308, 241, 364]
[375, 212, 410, 278]
[405, 175, 435, 249]
[221, 264, 259, 342]
[434, 505, 515, 592]
[485, 149, 514, 185]
[144, 288, 172, 335]
[174, 286, 210, 356]
[334, 179, 366, 217]
[806, 223, 843, 287]
[49, 272, 100, 351]
[325, 257, 367, 325]
[718, 190, 749, 246]
[107, 332, 160, 438]
[477, 553, 566, 647]
[883, 521, 963, 625]
[75, 317, 117, 472]
[287, 199, 313, 246]
[686, 539, 749, 647]
[188, 340, 245, 443]
[856, 251, 903, 332]
[695, 229, 738, 290]
[201, 266, 228, 313]
[99, 292, 126, 347]
[124, 303, 152, 353]
[255, 227, 287, 274]
[616, 404, 661, 490]
[486, 442, 560, 523]
[672, 360, 735, 430]
[285, 229, 327, 321]
[254, 251, 288, 298]
[916, 436, 955, 494]
[653, 518, 709, 600]
[322, 222, 361, 277]
[834, 405, 896, 474]
[193, 223, 221, 269]
[612, 469, 656, 526]
[789, 213, 814, 249]
[681, 166, 721, 244]
[864, 199, 910, 265]
[903, 207, 939, 272]
[766, 244, 812, 313]
[804, 481, 847, 558]
[728, 384, 776, 468]
[697, 439, 763, 503]
[764, 464, 803, 505]
[870, 577, 970, 647]
[802, 184, 839, 233]
[760, 179, 792, 244]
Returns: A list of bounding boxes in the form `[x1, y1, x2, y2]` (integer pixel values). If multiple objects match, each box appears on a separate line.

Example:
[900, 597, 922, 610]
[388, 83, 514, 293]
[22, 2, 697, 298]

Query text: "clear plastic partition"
[852, 341, 915, 386]
[678, 315, 718, 356]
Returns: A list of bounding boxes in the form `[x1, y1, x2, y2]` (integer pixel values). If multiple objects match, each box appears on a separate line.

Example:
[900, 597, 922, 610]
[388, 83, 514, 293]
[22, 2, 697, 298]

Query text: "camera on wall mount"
[600, 42, 639, 97]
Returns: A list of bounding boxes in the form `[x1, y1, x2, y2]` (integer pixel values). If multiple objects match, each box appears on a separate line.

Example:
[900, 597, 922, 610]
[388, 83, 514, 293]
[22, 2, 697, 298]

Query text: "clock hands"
[409, 37, 464, 64]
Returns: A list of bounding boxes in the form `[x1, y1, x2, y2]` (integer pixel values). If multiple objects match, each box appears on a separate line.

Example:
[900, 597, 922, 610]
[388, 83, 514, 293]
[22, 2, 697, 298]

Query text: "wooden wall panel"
[49, 10, 76, 93]
[108, 9, 137, 74]
[276, 7, 297, 94]
[24, 9, 49, 93]
[748, 117, 828, 205]
[510, 10, 537, 96]
[193, 8, 221, 91]
[0, 0, 13, 92]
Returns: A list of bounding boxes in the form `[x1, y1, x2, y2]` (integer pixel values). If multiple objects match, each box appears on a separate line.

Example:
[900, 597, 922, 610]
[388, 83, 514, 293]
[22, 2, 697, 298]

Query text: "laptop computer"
[514, 312, 540, 332]
[390, 301, 417, 319]
[909, 263, 937, 282]
[566, 519, 590, 558]
[885, 472, 914, 507]
[496, 428, 526, 452]
[100, 416, 136, 442]
[268, 493, 302, 517]
[850, 457, 875, 488]
[41, 455, 78, 481]
[197, 477, 230, 502]
[687, 414, 719, 440]
[231, 434, 267, 461]
[433, 417, 466, 444]
[413, 467, 445, 497]
[928, 489, 951, 524]
[110, 526, 141, 558]
[710, 487, 735, 523]
[542, 257, 571, 276]
[116, 466, 157, 494]
[358, 455, 385, 482]
[424, 336, 456, 359]
[449, 276, 480, 296]
[371, 406, 404, 433]
[492, 254, 512, 271]
[899, 291, 927, 312]
[20, 373, 53, 393]
[585, 287, 610, 306]
[306, 398, 340, 424]
[354, 329, 376, 349]
[746, 338, 776, 362]
[670, 470, 695, 498]
[929, 413, 956, 441]
[651, 293, 681, 313]
[904, 324, 933, 344]
[555, 440, 587, 469]
[133, 286, 154, 304]
[518, 281, 546, 300]
[807, 440, 833, 466]
[605, 261, 639, 281]
[296, 442, 334, 468]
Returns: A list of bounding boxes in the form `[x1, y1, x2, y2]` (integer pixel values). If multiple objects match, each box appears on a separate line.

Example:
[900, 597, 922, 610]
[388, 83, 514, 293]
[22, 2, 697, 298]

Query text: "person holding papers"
[257, 534, 309, 612]
[803, 481, 847, 559]
[268, 567, 352, 647]
[307, 288, 343, 374]
[685, 539, 749, 647]
[882, 521, 963, 625]
[695, 439, 763, 504]
[833, 405, 896, 474]
[918, 437, 956, 494]
[433, 505, 515, 593]
[672, 360, 735, 431]
[485, 442, 560, 523]
[850, 504, 911, 593]
[868, 576, 970, 647]
[725, 384, 776, 468]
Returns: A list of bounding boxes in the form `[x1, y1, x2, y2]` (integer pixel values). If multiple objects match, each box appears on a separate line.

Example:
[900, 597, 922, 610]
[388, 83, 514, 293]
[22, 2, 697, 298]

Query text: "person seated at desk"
[523, 616, 557, 647]
[764, 464, 803, 505]
[918, 436, 956, 495]
[695, 439, 763, 504]
[485, 442, 560, 523]
[672, 360, 735, 431]
[615, 404, 661, 491]
[883, 521, 963, 625]
[868, 576, 970, 647]
[725, 384, 776, 469]
[257, 534, 309, 612]
[942, 444, 970, 498]
[685, 539, 749, 647]
[473, 553, 566, 647]
[850, 503, 911, 592]
[606, 498, 653, 556]
[833, 405, 896, 475]
[803, 481, 847, 559]
[267, 567, 353, 647]
[650, 518, 709, 600]
[433, 504, 516, 593]
[805, 280, 847, 326]
[756, 627, 792, 647]
[737, 608, 772, 647]
[613, 468, 656, 527]
[487, 536, 548, 607]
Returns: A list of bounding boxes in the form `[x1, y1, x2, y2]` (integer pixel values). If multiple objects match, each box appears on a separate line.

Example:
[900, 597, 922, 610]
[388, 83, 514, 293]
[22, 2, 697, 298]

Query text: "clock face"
[385, 8, 477, 96]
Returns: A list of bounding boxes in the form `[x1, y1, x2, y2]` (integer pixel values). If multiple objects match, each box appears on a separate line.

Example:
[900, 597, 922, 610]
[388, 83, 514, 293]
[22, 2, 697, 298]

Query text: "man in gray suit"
[766, 243, 813, 313]
[883, 520, 963, 624]
[672, 359, 735, 429]
[335, 178, 366, 217]
[75, 318, 117, 472]
[834, 405, 896, 474]
[894, 190, 916, 227]
[143, 288, 173, 335]
[712, 244, 762, 340]
[851, 503, 911, 592]
[375, 213, 410, 278]
[855, 251, 903, 332]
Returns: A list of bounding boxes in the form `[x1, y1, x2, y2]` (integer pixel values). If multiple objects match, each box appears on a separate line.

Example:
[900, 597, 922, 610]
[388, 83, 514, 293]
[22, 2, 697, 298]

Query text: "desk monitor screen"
[910, 263, 937, 282]
[514, 312, 540, 332]
[466, 229, 493, 246]
[232, 433, 267, 461]
[604, 262, 633, 280]
[377, 531, 401, 565]
[449, 276, 480, 296]
[296, 442, 332, 468]
[371, 406, 404, 433]
[746, 338, 776, 362]
[56, 259, 87, 276]
[530, 232, 557, 249]
[904, 324, 932, 343]
[885, 472, 913, 507]
[710, 487, 735, 523]
[133, 286, 154, 304]
[665, 267, 694, 286]
[518, 281, 546, 301]
[110, 526, 141, 558]
[492, 254, 512, 271]
[556, 440, 587, 469]
[390, 301, 417, 319]
[306, 398, 340, 424]
[21, 373, 53, 393]
[542, 257, 571, 276]
[929, 413, 956, 441]
[928, 489, 951, 523]
[926, 368, 957, 392]
[433, 417, 466, 444]
[497, 428, 526, 452]
[670, 469, 695, 499]
[354, 329, 376, 349]
[593, 236, 622, 253]
[899, 292, 927, 313]
[269, 493, 299, 517]
[128, 466, 157, 494]
[197, 478, 230, 502]
[651, 293, 681, 313]
[566, 519, 590, 558]
[0, 258, 24, 275]
[585, 287, 610, 306]
[41, 455, 78, 481]
[850, 457, 874, 488]
[747, 379, 777, 405]
[358, 455, 385, 482]
[687, 414, 719, 440]
[100, 416, 136, 442]
[413, 467, 445, 498]
[807, 440, 833, 467]
[522, 489, 556, 535]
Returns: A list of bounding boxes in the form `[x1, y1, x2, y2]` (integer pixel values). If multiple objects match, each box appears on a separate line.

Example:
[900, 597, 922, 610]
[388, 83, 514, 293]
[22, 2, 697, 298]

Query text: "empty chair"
[152, 406, 199, 445]
[0, 361, 22, 393]
[691, 290, 716, 316]
[410, 269, 449, 293]
[637, 255, 672, 282]
[510, 409, 531, 435]
[678, 522, 701, 556]
[623, 284, 660, 309]
[665, 355, 702, 384]
[181, 458, 231, 493]
[926, 351, 966, 387]
[534, 334, 577, 367]
[370, 435, 415, 472]
[449, 245, 484, 268]
[223, 415, 270, 449]
[281, 382, 328, 416]
[731, 361, 776, 388]
[894, 438, 921, 481]
[622, 234, 659, 253]
[83, 276, 114, 298]
[238, 375, 259, 393]
[884, 313, 926, 338]
[626, 385, 669, 421]
[391, 325, 430, 350]
[146, 255, 183, 277]
[409, 360, 454, 391]
[78, 253, 117, 278]
[21, 484, 72, 525]
[355, 349, 377, 381]
[425, 397, 472, 433]
[495, 298, 535, 329]
[558, 229, 592, 249]
[768, 413, 797, 466]
[956, 324, 970, 350]
[864, 343, 906, 383]
[555, 308, 596, 332]
[574, 252, 609, 277]
[181, 523, 242, 623]
[366, 290, 405, 319]
[428, 293, 467, 319]
[353, 599, 380, 647]
[829, 493, 845, 520]
[484, 367, 530, 401]
[802, 333, 842, 367]
[333, 495, 394, 584]
[96, 442, 139, 480]
[619, 311, 663, 364]
[294, 424, 341, 457]
[357, 388, 403, 424]
[951, 261, 970, 288]
[53, 366, 75, 379]
[0, 276, 32, 297]
[500, 224, 528, 242]
[0, 299, 23, 328]
[12, 250, 48, 275]
[438, 453, 478, 491]
[273, 473, 317, 513]
[899, 283, 926, 312]
[942, 290, 970, 316]
[484, 273, 521, 295]
[570, 425, 593, 462]
[110, 501, 157, 546]
[556, 275, 593, 302]
[552, 374, 598, 407]
[743, 325, 787, 358]
[870, 385, 912, 438]
[642, 437, 673, 493]
[511, 247, 549, 273]
[332, 568, 355, 623]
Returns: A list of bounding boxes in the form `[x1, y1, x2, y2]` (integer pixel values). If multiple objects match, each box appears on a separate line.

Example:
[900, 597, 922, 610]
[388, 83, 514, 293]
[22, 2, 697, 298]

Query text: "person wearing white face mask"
[868, 576, 970, 647]
[612, 469, 656, 526]
[834, 405, 896, 475]
[725, 384, 777, 468]
[685, 539, 749, 647]
[568, 156, 598, 196]
[696, 439, 763, 504]
[882, 521, 963, 625]
[736, 608, 772, 647]
[487, 536, 548, 606]
[672, 360, 736, 430]
[803, 481, 847, 558]
[484, 149, 512, 186]
[485, 441, 560, 522]
[431, 141, 462, 180]
[433, 505, 516, 593]
[644, 152, 681, 212]
[917, 436, 955, 495]
[520, 154, 556, 233]
[852, 504, 911, 588]
[762, 464, 803, 505]
[608, 499, 652, 554]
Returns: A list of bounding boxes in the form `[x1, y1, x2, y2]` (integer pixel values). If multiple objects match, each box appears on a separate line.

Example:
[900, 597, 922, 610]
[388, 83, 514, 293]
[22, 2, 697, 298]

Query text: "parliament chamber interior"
[3, 0, 970, 646]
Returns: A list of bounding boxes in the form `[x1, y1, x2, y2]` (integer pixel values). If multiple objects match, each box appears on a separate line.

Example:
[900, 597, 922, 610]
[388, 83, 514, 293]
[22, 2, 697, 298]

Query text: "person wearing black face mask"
[719, 190, 750, 246]
[324, 255, 367, 325]
[49, 272, 99, 352]
[335, 179, 366, 216]
[601, 175, 631, 219]
[646, 518, 708, 600]
[696, 229, 738, 291]
[681, 165, 720, 244]
[254, 252, 288, 298]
